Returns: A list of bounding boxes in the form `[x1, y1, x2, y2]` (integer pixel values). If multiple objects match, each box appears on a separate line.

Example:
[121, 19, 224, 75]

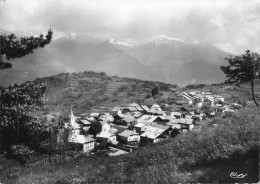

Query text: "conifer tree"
[0, 27, 53, 69]
[221, 50, 260, 106]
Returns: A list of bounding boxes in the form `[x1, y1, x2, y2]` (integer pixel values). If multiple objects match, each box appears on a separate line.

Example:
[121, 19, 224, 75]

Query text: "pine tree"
[0, 27, 53, 69]
[220, 50, 260, 106]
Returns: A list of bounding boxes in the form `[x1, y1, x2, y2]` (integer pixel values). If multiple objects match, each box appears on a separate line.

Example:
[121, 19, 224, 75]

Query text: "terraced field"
[34, 73, 177, 117]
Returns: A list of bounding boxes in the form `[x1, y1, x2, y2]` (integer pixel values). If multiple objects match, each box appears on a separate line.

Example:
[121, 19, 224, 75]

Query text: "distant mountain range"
[0, 31, 228, 86]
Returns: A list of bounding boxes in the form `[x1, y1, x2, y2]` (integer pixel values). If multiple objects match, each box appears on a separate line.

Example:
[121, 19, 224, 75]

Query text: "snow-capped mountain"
[109, 38, 138, 50]
[151, 35, 186, 45]
[0, 30, 229, 86]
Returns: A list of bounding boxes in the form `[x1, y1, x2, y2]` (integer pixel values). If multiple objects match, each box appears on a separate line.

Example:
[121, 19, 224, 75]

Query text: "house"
[181, 104, 197, 113]
[178, 119, 194, 130]
[96, 131, 118, 145]
[168, 123, 182, 130]
[112, 106, 123, 115]
[113, 114, 126, 125]
[68, 133, 96, 153]
[140, 124, 170, 143]
[121, 115, 136, 126]
[118, 130, 140, 144]
[134, 123, 145, 132]
[82, 137, 96, 153]
[184, 112, 193, 119]
[100, 121, 111, 133]
[171, 112, 182, 119]
[140, 124, 169, 135]
[140, 131, 163, 143]
[99, 113, 114, 123]
[137, 115, 158, 125]
[168, 118, 195, 131]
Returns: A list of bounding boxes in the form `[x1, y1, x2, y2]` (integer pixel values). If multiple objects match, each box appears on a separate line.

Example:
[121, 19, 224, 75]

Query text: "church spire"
[70, 106, 75, 126]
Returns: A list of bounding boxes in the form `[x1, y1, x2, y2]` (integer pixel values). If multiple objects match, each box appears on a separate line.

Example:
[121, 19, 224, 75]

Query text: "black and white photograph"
[0, 0, 259, 183]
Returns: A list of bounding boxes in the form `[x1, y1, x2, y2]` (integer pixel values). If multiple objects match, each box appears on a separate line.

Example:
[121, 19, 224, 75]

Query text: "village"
[64, 89, 242, 157]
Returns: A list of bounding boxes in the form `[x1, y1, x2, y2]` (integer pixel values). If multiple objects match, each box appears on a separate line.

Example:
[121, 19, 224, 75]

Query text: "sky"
[0, 0, 260, 54]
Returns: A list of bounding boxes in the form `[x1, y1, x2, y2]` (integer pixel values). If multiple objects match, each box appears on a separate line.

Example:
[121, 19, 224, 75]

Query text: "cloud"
[0, 0, 259, 54]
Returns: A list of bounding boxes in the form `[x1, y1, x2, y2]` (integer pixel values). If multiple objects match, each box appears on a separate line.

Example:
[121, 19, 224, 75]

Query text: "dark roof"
[111, 126, 127, 135]
[181, 105, 197, 112]
[78, 119, 91, 125]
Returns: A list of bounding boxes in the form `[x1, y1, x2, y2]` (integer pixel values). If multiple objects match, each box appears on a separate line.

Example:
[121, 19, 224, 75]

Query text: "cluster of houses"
[64, 90, 240, 155]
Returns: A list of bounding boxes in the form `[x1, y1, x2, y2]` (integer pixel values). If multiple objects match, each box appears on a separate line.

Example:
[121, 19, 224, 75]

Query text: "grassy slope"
[34, 72, 178, 117]
[1, 108, 259, 184]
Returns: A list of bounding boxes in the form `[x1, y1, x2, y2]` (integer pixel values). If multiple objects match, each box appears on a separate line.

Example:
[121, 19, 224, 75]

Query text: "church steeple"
[70, 107, 75, 125]
[69, 107, 80, 129]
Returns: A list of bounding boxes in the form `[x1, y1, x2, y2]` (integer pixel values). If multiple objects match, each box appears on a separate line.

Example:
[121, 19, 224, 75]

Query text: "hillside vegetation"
[32, 71, 178, 116]
[1, 108, 258, 183]
[4, 70, 256, 119]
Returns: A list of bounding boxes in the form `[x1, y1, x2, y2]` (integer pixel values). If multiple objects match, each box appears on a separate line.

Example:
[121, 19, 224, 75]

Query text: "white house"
[171, 112, 182, 119]
[100, 121, 111, 133]
[83, 137, 95, 153]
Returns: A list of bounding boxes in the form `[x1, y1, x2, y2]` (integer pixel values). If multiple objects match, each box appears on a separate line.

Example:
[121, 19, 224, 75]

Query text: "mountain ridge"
[0, 30, 229, 87]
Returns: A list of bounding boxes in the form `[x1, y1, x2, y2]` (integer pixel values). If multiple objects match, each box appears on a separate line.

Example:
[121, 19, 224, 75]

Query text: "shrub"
[118, 85, 128, 92]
